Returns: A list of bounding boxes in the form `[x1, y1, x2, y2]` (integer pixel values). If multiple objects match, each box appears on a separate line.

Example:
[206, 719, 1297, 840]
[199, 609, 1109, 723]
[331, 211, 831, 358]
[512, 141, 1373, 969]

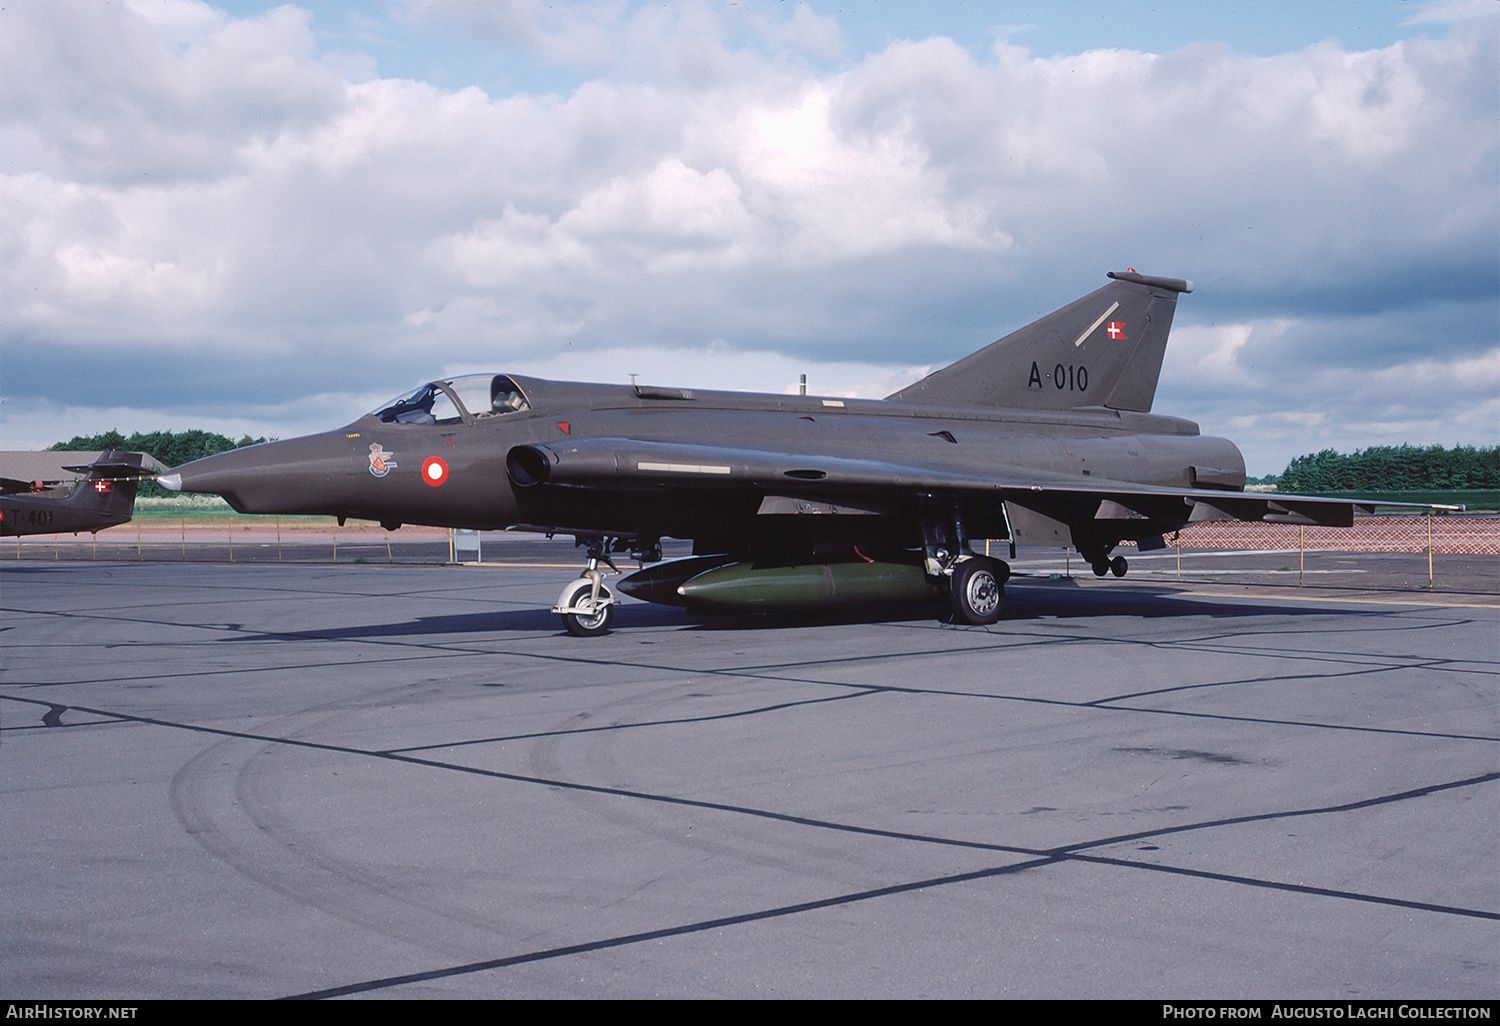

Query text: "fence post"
[276, 516, 282, 562]
[1428, 512, 1433, 589]
[180, 517, 186, 559]
[228, 516, 234, 563]
[1299, 525, 1304, 587]
[136, 518, 141, 559]
[332, 520, 337, 563]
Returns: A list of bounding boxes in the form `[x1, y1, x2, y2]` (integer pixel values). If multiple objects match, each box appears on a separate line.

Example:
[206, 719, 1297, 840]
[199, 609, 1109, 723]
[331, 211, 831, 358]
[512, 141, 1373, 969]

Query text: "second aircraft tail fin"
[887, 270, 1193, 413]
[59, 450, 148, 521]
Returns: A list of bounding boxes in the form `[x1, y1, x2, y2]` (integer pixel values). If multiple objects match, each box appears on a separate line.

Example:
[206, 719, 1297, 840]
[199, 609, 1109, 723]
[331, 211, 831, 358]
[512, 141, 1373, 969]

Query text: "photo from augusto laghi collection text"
[1162, 1006, 1493, 1020]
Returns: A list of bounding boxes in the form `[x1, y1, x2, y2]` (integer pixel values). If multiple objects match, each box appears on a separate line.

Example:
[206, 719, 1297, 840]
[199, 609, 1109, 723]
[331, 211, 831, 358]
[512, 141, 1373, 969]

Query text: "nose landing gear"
[551, 534, 662, 636]
[555, 575, 614, 637]
[552, 536, 621, 637]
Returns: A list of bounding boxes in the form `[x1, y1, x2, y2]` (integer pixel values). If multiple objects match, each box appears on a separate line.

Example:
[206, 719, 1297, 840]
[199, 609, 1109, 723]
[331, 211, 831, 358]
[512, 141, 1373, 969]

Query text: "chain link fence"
[4, 517, 453, 563]
[1162, 515, 1499, 554]
[6, 515, 1497, 582]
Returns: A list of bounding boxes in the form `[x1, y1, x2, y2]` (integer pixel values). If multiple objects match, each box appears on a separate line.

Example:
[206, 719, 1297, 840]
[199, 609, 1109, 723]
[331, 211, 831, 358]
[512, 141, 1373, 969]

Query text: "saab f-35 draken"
[160, 271, 1434, 635]
[1, 451, 153, 538]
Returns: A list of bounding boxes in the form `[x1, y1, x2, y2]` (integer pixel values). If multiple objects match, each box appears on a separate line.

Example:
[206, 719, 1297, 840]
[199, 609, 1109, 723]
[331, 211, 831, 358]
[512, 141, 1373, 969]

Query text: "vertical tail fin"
[887, 270, 1193, 413]
[61, 450, 145, 521]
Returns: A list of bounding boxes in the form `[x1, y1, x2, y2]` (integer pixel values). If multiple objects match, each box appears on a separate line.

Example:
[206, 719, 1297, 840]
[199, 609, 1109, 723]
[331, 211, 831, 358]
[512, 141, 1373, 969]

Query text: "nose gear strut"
[551, 534, 659, 637]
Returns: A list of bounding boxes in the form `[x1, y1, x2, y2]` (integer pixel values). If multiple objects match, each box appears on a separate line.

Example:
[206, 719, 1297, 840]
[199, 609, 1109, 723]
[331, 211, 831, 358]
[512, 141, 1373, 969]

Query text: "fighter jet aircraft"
[1, 451, 152, 537]
[159, 270, 1431, 635]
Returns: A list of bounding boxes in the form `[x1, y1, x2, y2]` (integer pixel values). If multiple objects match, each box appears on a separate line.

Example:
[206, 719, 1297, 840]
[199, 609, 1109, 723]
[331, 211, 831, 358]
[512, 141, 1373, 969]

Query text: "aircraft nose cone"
[166, 434, 351, 514]
[167, 449, 251, 506]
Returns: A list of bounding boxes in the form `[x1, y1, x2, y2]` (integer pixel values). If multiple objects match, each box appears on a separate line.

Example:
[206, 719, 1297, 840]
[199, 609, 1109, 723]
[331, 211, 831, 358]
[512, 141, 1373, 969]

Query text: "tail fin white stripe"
[1074, 301, 1119, 348]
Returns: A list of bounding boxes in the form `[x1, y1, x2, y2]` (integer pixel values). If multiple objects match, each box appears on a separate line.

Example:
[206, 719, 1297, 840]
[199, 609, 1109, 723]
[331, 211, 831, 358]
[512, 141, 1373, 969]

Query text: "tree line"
[1274, 444, 1498, 493]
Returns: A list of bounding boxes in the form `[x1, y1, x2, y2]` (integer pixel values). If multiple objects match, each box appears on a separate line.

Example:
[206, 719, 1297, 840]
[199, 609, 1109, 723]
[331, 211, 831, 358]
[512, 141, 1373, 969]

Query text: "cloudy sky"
[1, 0, 1495, 475]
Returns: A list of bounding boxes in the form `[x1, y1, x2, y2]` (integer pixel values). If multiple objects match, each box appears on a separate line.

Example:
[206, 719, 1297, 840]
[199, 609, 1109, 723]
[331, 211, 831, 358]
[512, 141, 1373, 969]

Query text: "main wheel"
[1110, 555, 1128, 578]
[949, 557, 1005, 626]
[558, 580, 614, 637]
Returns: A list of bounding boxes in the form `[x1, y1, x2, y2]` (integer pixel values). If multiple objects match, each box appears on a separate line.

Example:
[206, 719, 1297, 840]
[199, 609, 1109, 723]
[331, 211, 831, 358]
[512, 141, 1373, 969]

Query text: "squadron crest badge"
[368, 443, 396, 478]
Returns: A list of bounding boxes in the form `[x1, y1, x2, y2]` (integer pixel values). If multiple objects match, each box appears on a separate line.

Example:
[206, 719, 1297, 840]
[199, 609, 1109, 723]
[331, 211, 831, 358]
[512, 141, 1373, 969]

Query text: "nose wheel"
[555, 577, 615, 637]
[553, 538, 620, 636]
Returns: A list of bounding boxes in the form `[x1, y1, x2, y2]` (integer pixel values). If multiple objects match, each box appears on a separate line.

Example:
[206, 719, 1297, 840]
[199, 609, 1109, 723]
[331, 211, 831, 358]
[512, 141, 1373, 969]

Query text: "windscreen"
[370, 383, 463, 425]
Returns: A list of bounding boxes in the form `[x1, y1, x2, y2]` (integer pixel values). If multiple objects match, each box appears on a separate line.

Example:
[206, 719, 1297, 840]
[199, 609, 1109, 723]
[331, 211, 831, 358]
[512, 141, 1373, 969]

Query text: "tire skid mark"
[11, 691, 1494, 917]
[168, 692, 529, 959]
[233, 707, 535, 957]
[382, 688, 877, 755]
[529, 680, 889, 889]
[1087, 658, 1481, 707]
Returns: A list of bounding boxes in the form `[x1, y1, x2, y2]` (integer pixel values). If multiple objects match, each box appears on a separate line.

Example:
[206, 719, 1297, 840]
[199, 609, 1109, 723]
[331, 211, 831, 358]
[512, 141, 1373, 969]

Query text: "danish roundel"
[421, 456, 449, 487]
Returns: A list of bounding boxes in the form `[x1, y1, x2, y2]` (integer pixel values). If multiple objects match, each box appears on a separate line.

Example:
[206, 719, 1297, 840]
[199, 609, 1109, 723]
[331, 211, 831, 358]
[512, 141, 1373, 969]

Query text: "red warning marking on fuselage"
[421, 457, 449, 487]
[557, 422, 571, 434]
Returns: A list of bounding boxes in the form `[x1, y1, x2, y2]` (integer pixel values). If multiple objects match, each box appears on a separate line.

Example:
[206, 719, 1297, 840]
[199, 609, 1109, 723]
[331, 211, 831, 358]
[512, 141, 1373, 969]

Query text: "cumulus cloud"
[1161, 311, 1500, 472]
[0, 1, 1493, 476]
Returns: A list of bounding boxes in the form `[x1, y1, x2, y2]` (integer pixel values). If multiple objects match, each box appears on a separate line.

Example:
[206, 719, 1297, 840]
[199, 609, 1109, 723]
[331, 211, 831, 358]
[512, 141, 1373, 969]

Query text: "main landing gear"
[948, 555, 1010, 625]
[919, 494, 1011, 626]
[1091, 554, 1129, 578]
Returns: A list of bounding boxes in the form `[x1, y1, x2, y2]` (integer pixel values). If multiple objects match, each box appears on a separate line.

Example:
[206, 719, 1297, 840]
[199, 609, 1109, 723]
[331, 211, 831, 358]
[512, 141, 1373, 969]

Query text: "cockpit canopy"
[371, 374, 530, 425]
